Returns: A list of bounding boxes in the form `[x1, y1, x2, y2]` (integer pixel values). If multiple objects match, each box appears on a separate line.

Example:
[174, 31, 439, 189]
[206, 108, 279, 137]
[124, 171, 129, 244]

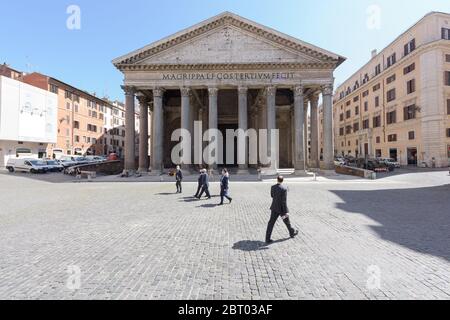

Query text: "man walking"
[194, 169, 203, 198]
[218, 168, 232, 205]
[175, 165, 183, 193]
[197, 169, 211, 199]
[265, 176, 299, 244]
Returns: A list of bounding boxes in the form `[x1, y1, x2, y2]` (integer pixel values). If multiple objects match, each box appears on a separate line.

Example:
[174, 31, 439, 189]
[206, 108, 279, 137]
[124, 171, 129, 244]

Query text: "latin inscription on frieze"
[162, 72, 295, 81]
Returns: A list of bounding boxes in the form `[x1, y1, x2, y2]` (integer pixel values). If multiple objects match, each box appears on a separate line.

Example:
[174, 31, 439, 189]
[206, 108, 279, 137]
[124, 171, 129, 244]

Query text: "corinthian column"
[151, 88, 164, 175]
[322, 84, 334, 170]
[237, 86, 248, 172]
[310, 94, 320, 169]
[266, 86, 278, 173]
[208, 87, 218, 170]
[180, 87, 191, 170]
[293, 85, 305, 173]
[122, 85, 136, 175]
[137, 94, 149, 173]
[304, 99, 309, 168]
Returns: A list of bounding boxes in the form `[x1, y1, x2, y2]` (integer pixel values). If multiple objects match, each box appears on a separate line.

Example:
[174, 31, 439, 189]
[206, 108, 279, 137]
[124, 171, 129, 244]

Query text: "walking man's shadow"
[232, 239, 290, 252]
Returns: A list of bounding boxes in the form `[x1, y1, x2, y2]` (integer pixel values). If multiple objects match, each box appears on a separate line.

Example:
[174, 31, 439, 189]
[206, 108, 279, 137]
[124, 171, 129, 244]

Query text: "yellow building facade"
[333, 12, 450, 168]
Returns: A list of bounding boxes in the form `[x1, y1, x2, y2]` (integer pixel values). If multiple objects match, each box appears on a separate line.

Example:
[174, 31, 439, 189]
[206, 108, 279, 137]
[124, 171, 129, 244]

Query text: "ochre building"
[334, 11, 450, 168]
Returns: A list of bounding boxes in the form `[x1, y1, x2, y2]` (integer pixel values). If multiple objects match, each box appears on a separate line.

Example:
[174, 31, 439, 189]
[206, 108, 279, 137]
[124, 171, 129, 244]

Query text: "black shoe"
[229, 198, 232, 204]
[266, 240, 274, 245]
[218, 203, 224, 206]
[206, 197, 211, 200]
[290, 230, 299, 238]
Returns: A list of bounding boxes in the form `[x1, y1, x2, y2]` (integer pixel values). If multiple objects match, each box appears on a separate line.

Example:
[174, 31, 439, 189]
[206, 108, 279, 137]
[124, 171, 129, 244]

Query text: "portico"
[113, 12, 344, 175]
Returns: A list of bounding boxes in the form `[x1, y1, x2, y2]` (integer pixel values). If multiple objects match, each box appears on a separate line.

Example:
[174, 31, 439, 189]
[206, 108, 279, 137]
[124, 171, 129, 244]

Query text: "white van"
[6, 158, 49, 173]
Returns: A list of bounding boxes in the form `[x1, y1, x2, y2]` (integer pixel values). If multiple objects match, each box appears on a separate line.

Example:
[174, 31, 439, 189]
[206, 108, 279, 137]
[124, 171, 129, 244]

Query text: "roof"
[113, 11, 346, 68]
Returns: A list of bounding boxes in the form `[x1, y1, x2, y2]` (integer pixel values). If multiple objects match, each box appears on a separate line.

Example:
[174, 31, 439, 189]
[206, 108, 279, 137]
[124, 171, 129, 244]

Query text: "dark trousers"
[265, 211, 294, 242]
[176, 181, 182, 192]
[194, 184, 202, 197]
[220, 190, 232, 204]
[198, 186, 211, 198]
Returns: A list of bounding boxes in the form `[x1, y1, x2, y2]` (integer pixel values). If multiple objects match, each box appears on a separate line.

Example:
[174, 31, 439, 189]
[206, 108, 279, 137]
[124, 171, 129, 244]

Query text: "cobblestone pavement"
[0, 170, 449, 300]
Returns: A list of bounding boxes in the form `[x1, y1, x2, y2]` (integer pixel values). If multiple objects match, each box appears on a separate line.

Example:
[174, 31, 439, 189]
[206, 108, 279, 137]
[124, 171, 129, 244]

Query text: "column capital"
[322, 84, 334, 96]
[121, 85, 136, 96]
[238, 86, 248, 95]
[136, 94, 150, 105]
[180, 87, 191, 97]
[293, 85, 304, 97]
[208, 87, 219, 97]
[309, 93, 320, 105]
[153, 87, 165, 98]
[265, 86, 277, 97]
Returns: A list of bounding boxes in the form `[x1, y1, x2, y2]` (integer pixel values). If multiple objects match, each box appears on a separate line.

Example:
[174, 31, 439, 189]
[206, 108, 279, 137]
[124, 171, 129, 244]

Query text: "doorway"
[218, 123, 238, 167]
[389, 148, 398, 161]
[407, 147, 418, 166]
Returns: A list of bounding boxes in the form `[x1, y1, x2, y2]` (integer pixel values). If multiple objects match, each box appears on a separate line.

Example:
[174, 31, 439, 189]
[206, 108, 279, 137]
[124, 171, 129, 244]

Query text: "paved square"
[0, 170, 449, 300]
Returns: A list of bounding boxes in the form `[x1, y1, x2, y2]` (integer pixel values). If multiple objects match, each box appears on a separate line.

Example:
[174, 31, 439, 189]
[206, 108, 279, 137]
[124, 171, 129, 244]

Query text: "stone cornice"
[116, 62, 337, 72]
[113, 12, 345, 67]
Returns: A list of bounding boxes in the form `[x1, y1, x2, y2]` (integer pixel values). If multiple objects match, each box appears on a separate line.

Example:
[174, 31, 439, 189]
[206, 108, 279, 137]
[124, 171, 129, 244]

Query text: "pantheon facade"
[113, 12, 345, 175]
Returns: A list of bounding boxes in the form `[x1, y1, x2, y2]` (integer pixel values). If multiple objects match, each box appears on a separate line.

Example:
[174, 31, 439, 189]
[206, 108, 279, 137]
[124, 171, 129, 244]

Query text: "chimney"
[371, 49, 378, 58]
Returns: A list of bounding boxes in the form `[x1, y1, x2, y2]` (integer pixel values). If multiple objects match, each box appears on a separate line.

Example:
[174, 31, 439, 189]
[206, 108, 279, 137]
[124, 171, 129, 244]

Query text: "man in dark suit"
[197, 169, 211, 199]
[194, 169, 203, 198]
[175, 166, 183, 193]
[265, 176, 299, 244]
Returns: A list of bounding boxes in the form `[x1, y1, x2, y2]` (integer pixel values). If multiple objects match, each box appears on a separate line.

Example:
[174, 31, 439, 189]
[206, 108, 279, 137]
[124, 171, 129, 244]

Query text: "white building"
[0, 76, 57, 168]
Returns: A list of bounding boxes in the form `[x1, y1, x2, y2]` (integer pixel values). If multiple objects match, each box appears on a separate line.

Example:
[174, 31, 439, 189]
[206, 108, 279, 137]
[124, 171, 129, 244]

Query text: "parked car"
[357, 158, 390, 172]
[6, 158, 48, 174]
[379, 158, 401, 168]
[44, 159, 64, 172]
[334, 157, 346, 167]
[73, 156, 89, 165]
[58, 156, 78, 169]
[85, 156, 105, 163]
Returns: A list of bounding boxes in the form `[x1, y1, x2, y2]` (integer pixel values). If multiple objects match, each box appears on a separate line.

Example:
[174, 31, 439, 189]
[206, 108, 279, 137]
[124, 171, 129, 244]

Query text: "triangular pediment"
[139, 25, 316, 65]
[113, 12, 345, 68]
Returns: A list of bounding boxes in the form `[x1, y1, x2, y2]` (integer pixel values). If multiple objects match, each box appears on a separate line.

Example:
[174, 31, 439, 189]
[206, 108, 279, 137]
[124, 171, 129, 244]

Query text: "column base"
[236, 166, 250, 175]
[121, 169, 136, 177]
[294, 169, 308, 176]
[137, 168, 149, 175]
[260, 168, 279, 176]
[149, 170, 163, 176]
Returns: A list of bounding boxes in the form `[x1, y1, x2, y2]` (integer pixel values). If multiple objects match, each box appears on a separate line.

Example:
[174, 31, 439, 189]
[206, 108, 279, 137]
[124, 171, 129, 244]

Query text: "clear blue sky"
[1, 0, 449, 101]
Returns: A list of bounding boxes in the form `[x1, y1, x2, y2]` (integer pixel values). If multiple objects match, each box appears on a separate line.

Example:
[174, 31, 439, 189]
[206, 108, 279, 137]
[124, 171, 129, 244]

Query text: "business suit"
[198, 173, 211, 199]
[265, 183, 296, 242]
[175, 169, 183, 193]
[219, 174, 232, 205]
[194, 173, 203, 198]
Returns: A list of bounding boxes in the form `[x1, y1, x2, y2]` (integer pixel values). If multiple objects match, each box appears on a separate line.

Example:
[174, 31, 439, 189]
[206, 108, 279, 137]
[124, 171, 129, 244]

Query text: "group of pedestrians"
[175, 167, 233, 206]
[174, 167, 297, 244]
